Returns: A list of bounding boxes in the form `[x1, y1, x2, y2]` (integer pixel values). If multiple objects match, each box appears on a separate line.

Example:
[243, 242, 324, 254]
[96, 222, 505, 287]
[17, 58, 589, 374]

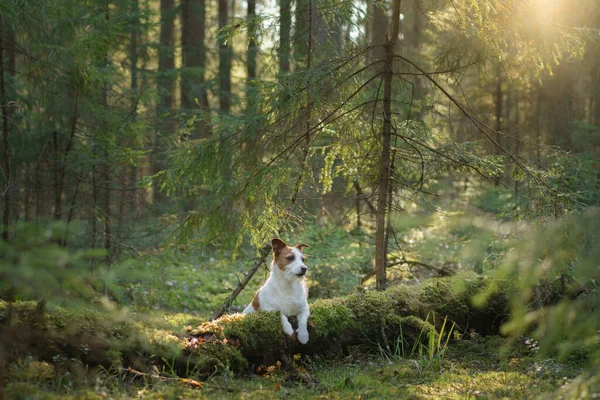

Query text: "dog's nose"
[301, 266, 308, 274]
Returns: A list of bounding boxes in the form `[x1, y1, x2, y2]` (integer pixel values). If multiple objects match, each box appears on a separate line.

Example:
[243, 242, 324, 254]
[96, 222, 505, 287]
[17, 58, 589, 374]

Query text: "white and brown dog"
[243, 238, 310, 344]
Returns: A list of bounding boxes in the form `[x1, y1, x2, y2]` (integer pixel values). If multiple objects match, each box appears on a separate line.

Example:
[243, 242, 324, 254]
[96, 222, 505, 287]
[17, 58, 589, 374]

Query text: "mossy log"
[0, 275, 508, 380]
[184, 274, 509, 373]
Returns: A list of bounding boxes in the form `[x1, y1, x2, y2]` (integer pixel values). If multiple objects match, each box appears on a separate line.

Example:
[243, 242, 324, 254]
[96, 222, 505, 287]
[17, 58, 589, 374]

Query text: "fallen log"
[184, 273, 509, 372]
[0, 274, 509, 380]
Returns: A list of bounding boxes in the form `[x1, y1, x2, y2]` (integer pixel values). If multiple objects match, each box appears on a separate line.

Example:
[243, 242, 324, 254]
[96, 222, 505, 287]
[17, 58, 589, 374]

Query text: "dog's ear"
[295, 243, 309, 252]
[271, 238, 287, 254]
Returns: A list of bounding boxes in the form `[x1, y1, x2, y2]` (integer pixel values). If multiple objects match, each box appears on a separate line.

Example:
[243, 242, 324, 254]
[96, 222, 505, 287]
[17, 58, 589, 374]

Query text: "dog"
[243, 238, 310, 344]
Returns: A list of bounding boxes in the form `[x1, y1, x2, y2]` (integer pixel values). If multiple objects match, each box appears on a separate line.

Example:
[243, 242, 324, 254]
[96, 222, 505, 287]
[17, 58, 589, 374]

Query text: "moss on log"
[186, 273, 509, 371]
[0, 274, 508, 380]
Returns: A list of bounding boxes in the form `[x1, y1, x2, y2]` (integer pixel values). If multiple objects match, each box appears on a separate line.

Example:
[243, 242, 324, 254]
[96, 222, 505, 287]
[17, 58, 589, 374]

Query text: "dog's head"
[271, 238, 309, 278]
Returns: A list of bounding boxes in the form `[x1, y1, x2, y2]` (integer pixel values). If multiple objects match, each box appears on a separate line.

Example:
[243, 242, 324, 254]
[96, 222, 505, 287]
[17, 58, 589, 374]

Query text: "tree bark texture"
[375, 0, 402, 291]
[182, 0, 210, 138]
[247, 0, 257, 81]
[218, 0, 232, 113]
[279, 0, 291, 74]
[1, 18, 12, 241]
[154, 0, 175, 202]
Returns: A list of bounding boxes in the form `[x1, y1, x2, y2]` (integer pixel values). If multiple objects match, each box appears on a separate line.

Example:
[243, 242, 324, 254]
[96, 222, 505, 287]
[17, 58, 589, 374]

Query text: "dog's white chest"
[260, 280, 308, 317]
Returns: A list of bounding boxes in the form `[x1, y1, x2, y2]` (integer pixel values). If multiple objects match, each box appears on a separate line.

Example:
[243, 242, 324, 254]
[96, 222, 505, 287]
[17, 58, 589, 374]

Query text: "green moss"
[7, 360, 56, 383]
[399, 315, 438, 341]
[309, 298, 356, 338]
[222, 312, 283, 354]
[187, 341, 248, 373]
[343, 290, 397, 330]
[386, 284, 425, 315]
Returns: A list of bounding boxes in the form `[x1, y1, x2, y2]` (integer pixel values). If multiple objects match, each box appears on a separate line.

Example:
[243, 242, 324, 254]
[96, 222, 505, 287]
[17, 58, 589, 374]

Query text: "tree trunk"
[410, 0, 424, 119]
[493, 62, 503, 186]
[154, 0, 175, 202]
[246, 0, 258, 115]
[101, 1, 111, 264]
[247, 0, 257, 81]
[371, 0, 389, 67]
[218, 0, 232, 113]
[0, 17, 11, 241]
[294, 0, 309, 67]
[375, 0, 402, 291]
[279, 0, 291, 74]
[535, 84, 542, 167]
[182, 0, 210, 138]
[53, 90, 79, 224]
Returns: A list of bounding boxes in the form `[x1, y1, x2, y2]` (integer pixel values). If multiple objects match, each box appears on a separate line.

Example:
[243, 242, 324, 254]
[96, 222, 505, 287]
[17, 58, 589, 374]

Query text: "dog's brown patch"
[252, 291, 261, 310]
[271, 238, 307, 271]
[275, 246, 295, 270]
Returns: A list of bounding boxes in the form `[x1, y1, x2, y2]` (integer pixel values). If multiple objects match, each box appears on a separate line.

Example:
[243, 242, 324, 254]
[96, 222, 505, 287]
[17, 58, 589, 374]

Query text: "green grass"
[3, 337, 583, 399]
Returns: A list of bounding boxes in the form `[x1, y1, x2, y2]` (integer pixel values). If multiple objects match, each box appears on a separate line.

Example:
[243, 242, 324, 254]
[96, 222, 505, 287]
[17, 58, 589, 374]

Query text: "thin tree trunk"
[246, 0, 258, 116]
[535, 85, 542, 167]
[514, 88, 520, 197]
[102, 1, 112, 264]
[290, 0, 313, 206]
[410, 0, 424, 119]
[493, 63, 503, 186]
[218, 0, 232, 113]
[247, 0, 257, 81]
[91, 136, 98, 250]
[24, 163, 31, 221]
[375, 0, 402, 291]
[182, 0, 210, 138]
[355, 182, 361, 229]
[129, 0, 139, 216]
[294, 0, 308, 66]
[279, 0, 291, 74]
[371, 0, 389, 67]
[154, 0, 175, 203]
[0, 17, 11, 241]
[54, 89, 79, 223]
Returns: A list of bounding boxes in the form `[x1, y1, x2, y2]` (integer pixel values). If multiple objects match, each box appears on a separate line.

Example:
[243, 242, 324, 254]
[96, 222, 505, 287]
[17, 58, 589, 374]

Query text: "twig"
[123, 367, 203, 388]
[210, 242, 271, 320]
[360, 259, 453, 285]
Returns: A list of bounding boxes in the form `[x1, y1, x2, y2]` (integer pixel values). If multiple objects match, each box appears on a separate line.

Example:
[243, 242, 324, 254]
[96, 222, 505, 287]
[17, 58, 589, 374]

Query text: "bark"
[154, 0, 175, 202]
[355, 182, 361, 228]
[535, 84, 542, 167]
[547, 63, 576, 151]
[182, 0, 210, 138]
[409, 0, 424, 119]
[493, 62, 503, 186]
[218, 0, 232, 113]
[101, 1, 111, 264]
[294, 0, 308, 66]
[371, 0, 389, 68]
[247, 0, 257, 82]
[279, 0, 291, 74]
[375, 0, 402, 291]
[129, 0, 139, 217]
[1, 17, 11, 241]
[53, 89, 79, 223]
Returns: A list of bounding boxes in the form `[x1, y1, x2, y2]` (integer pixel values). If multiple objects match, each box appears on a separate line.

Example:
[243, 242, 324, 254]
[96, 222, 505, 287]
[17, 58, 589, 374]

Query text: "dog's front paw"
[283, 323, 294, 336]
[297, 328, 309, 344]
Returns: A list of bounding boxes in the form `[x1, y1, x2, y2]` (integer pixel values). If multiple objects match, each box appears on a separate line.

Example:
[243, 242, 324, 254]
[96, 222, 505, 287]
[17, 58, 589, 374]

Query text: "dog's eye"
[301, 256, 305, 262]
[286, 255, 295, 261]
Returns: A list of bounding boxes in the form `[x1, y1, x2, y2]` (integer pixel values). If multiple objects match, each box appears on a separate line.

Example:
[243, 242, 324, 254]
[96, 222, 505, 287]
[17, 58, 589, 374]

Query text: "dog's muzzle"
[296, 266, 308, 277]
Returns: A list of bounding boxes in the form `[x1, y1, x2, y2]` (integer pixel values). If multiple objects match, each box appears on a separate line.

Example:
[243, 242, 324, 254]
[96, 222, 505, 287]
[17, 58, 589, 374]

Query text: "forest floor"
[3, 186, 593, 398]
[5, 333, 583, 399]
